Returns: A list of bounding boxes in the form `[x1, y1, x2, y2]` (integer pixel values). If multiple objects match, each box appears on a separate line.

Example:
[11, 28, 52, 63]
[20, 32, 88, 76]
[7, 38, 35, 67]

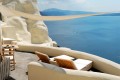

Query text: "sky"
[37, 0, 120, 12]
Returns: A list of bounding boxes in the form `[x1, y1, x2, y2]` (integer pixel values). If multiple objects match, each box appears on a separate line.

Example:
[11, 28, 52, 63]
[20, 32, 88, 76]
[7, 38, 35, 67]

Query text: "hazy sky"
[37, 0, 120, 12]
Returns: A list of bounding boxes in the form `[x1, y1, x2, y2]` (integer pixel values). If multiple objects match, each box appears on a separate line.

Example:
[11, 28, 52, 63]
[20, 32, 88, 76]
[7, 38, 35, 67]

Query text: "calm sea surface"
[45, 16, 120, 64]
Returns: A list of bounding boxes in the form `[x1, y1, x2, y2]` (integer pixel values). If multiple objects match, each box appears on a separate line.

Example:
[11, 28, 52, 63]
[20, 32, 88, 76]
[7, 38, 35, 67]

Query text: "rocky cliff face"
[0, 0, 57, 46]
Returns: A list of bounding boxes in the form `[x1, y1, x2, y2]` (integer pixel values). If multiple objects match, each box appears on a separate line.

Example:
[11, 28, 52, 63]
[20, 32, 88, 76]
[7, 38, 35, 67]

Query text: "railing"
[0, 56, 10, 80]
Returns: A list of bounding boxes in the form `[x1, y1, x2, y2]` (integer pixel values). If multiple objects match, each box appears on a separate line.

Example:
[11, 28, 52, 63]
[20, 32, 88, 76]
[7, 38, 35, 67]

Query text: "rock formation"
[0, 0, 57, 46]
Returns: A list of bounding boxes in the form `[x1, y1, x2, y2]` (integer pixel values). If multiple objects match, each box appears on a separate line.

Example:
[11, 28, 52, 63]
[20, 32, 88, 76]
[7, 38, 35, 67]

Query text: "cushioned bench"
[55, 58, 92, 71]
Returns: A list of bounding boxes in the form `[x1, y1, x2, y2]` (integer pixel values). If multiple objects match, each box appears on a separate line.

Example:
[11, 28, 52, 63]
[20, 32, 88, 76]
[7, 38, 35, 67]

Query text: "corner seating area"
[35, 51, 93, 71]
[27, 47, 120, 80]
[28, 61, 120, 80]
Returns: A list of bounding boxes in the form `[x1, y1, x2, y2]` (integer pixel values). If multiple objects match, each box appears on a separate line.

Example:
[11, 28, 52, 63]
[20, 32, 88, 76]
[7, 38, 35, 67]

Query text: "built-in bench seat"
[35, 51, 93, 71]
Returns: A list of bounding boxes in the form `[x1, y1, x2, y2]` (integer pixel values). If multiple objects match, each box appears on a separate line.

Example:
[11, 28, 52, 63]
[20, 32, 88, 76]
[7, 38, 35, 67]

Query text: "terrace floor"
[8, 51, 38, 80]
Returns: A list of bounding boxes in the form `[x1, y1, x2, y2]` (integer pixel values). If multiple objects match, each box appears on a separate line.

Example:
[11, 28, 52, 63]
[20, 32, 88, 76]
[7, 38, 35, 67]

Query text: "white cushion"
[51, 55, 74, 60]
[74, 59, 92, 70]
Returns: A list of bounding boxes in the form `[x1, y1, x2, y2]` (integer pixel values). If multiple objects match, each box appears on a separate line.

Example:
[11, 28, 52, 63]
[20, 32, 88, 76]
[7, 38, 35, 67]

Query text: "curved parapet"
[16, 44, 120, 76]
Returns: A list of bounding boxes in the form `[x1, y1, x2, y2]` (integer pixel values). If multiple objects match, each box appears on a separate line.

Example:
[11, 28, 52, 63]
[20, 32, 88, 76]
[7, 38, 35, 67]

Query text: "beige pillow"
[55, 58, 77, 70]
[35, 51, 50, 64]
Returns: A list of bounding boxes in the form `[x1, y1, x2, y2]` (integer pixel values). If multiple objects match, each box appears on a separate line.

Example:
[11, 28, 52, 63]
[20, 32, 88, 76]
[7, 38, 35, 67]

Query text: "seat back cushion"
[35, 51, 50, 63]
[55, 58, 77, 70]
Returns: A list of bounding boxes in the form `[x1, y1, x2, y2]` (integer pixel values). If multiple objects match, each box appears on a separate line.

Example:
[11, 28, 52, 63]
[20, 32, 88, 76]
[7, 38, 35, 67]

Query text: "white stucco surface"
[0, 0, 57, 46]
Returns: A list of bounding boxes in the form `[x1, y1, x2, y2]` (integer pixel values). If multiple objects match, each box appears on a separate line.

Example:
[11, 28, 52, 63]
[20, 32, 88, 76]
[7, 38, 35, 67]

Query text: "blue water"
[45, 16, 120, 64]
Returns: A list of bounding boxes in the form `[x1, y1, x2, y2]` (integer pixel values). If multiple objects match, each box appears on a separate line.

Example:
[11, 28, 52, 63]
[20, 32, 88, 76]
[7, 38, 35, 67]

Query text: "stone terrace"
[9, 51, 38, 80]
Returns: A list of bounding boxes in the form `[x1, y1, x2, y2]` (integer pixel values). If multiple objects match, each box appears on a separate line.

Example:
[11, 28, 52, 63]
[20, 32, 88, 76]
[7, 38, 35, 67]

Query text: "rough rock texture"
[2, 17, 31, 43]
[1, 0, 57, 46]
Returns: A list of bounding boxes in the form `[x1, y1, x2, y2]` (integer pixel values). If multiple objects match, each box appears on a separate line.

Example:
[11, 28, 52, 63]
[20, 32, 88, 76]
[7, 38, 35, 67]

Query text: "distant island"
[40, 8, 94, 16]
[40, 8, 120, 16]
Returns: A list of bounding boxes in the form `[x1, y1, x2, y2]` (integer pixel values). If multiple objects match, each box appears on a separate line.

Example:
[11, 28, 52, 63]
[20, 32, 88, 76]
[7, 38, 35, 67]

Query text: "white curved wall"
[16, 44, 120, 76]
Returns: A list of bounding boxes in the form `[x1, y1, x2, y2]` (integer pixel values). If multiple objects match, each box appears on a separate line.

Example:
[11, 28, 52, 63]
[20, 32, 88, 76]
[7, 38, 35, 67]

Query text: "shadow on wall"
[0, 13, 2, 21]
[5, 76, 15, 80]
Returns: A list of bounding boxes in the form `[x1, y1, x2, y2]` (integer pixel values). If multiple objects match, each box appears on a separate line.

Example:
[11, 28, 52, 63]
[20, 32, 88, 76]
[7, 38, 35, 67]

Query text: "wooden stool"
[2, 45, 16, 70]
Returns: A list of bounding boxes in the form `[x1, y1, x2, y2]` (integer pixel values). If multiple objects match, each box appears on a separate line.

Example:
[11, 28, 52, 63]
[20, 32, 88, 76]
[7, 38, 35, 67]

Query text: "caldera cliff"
[0, 0, 57, 47]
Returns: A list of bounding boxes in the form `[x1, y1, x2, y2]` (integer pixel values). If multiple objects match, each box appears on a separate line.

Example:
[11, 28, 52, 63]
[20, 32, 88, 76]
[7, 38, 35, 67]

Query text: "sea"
[44, 16, 120, 64]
